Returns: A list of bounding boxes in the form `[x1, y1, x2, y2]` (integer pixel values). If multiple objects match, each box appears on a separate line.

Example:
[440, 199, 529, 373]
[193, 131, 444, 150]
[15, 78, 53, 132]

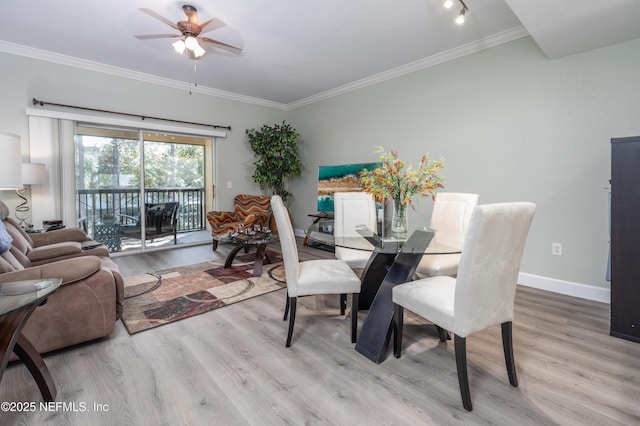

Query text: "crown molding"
[286, 26, 529, 109]
[1, 27, 528, 112]
[0, 40, 288, 110]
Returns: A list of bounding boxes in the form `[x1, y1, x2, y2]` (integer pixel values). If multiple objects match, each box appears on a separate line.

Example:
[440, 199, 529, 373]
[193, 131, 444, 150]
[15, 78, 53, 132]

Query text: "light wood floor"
[1, 240, 639, 425]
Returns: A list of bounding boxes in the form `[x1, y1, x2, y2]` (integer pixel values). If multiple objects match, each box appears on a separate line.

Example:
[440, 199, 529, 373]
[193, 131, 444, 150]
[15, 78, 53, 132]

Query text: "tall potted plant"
[246, 121, 302, 202]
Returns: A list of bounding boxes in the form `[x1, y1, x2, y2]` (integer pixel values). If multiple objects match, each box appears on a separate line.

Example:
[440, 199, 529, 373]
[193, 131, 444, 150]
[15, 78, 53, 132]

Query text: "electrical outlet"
[552, 242, 563, 256]
[226, 181, 232, 189]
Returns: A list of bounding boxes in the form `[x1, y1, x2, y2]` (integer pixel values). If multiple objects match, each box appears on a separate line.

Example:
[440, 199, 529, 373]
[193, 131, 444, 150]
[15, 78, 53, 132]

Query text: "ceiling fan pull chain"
[194, 60, 198, 87]
[188, 60, 198, 95]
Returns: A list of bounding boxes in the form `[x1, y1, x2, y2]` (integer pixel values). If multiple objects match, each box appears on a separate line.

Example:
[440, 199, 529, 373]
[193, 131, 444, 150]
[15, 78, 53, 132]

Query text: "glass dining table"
[306, 221, 461, 363]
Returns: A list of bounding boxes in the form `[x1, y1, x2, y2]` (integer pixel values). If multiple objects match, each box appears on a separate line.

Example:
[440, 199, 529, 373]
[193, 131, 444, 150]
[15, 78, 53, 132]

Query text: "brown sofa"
[0, 201, 123, 356]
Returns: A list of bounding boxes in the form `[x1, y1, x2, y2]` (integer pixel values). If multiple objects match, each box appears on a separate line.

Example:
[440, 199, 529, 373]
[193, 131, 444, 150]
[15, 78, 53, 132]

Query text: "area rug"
[121, 252, 285, 334]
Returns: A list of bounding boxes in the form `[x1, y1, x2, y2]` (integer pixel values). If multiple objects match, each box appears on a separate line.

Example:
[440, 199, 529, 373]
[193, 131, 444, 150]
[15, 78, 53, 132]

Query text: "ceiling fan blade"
[139, 8, 178, 30]
[135, 34, 181, 40]
[198, 18, 227, 35]
[200, 36, 244, 54]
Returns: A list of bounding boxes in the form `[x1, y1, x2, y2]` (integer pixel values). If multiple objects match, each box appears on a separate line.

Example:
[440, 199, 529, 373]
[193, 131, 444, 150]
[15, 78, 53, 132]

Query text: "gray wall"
[287, 36, 640, 290]
[2, 35, 639, 291]
[0, 51, 285, 213]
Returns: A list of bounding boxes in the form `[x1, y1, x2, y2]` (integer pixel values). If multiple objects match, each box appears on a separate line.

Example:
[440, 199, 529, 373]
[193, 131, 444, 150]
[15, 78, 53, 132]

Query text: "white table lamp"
[0, 132, 23, 190]
[16, 163, 48, 226]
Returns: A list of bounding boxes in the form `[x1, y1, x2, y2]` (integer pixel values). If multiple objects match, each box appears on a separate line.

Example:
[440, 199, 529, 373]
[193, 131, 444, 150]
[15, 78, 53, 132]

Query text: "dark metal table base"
[355, 229, 434, 364]
[358, 251, 396, 310]
[223, 243, 272, 277]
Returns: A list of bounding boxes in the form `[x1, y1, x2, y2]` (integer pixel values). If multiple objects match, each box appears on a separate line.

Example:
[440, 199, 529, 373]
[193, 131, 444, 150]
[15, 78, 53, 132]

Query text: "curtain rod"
[31, 98, 232, 131]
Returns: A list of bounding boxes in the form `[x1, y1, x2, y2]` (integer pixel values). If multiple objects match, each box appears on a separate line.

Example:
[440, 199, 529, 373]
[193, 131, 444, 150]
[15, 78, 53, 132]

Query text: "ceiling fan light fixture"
[172, 39, 186, 54]
[184, 36, 199, 50]
[182, 36, 205, 58]
[137, 6, 243, 61]
[192, 43, 205, 58]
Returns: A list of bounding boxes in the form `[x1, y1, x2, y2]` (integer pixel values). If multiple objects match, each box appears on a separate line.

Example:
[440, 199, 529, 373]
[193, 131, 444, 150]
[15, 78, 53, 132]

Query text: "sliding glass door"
[75, 124, 212, 253]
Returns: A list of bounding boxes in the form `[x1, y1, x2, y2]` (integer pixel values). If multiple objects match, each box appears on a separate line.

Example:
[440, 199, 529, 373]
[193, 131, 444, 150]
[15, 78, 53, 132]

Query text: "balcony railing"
[76, 188, 206, 238]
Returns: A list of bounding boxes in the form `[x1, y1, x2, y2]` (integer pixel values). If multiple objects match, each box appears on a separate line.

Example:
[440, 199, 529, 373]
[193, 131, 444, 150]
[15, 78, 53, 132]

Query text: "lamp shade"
[0, 132, 23, 189]
[21, 163, 47, 185]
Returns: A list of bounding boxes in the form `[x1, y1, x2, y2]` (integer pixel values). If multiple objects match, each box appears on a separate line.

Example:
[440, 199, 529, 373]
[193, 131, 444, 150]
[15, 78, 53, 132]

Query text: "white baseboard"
[518, 272, 610, 304]
[295, 228, 611, 305]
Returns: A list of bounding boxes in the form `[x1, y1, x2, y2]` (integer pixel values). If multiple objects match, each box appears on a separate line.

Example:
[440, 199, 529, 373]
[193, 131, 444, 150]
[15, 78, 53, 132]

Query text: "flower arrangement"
[360, 146, 445, 237]
[360, 146, 445, 207]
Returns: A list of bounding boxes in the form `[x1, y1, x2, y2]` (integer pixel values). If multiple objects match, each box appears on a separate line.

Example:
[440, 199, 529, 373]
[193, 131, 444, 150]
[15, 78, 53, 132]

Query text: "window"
[75, 124, 212, 253]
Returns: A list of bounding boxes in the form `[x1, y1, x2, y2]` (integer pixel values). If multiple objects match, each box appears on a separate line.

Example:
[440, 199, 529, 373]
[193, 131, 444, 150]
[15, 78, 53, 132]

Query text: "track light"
[455, 7, 466, 25]
[444, 0, 468, 25]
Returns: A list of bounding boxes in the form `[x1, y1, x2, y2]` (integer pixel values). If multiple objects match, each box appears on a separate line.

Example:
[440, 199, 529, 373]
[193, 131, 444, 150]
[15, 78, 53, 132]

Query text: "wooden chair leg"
[393, 304, 404, 358]
[351, 293, 359, 343]
[435, 325, 451, 342]
[454, 335, 473, 411]
[283, 293, 290, 321]
[285, 297, 297, 347]
[340, 294, 347, 316]
[502, 321, 518, 387]
[212, 239, 218, 251]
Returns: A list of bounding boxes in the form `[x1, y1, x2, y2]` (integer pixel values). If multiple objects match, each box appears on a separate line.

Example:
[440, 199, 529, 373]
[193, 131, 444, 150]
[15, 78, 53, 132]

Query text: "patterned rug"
[121, 252, 285, 334]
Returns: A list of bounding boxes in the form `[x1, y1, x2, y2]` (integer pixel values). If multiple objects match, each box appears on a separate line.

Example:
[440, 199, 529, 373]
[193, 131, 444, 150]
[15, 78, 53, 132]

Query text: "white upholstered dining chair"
[415, 192, 479, 279]
[271, 195, 362, 347]
[392, 202, 536, 411]
[333, 192, 377, 270]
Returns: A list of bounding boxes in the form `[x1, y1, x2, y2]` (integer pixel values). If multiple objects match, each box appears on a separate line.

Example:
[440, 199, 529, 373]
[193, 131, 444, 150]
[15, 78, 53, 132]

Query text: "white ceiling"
[0, 1, 638, 108]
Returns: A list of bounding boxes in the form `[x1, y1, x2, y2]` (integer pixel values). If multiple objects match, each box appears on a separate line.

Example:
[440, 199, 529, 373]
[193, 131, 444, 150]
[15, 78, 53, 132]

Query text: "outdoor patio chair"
[120, 202, 180, 244]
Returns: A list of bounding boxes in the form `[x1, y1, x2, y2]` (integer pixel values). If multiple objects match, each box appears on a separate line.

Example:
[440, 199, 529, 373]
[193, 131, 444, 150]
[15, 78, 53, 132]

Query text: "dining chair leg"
[212, 239, 218, 251]
[393, 304, 404, 358]
[286, 297, 297, 347]
[454, 335, 473, 411]
[351, 293, 359, 343]
[435, 325, 450, 342]
[283, 293, 290, 321]
[340, 294, 347, 316]
[501, 321, 518, 387]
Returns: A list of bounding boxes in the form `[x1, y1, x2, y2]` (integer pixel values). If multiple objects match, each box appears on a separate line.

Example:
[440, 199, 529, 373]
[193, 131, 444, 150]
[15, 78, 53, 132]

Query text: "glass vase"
[392, 198, 408, 238]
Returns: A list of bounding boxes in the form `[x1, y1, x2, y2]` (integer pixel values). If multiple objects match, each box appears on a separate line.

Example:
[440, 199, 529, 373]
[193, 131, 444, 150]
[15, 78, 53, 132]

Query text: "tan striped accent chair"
[207, 194, 271, 250]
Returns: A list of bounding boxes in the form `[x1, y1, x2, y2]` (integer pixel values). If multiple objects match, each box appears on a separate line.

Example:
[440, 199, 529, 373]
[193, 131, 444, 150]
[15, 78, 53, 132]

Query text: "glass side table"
[213, 230, 278, 277]
[0, 278, 63, 402]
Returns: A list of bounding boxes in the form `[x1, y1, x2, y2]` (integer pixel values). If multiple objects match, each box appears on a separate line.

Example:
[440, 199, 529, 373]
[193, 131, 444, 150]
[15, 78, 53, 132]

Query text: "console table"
[0, 278, 62, 401]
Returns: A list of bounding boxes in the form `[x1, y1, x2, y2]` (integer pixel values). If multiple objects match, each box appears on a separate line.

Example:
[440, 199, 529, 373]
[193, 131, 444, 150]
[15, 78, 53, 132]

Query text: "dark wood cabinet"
[610, 136, 640, 343]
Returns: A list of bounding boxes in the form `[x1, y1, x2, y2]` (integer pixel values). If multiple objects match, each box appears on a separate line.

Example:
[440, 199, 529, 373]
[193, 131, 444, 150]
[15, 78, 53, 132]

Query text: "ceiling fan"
[135, 4, 243, 60]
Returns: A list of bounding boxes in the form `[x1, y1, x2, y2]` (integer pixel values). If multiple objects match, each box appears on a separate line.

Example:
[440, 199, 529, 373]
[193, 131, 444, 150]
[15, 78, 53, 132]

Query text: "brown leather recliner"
[206, 194, 271, 250]
[0, 200, 110, 266]
[0, 249, 124, 357]
[0, 200, 123, 356]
